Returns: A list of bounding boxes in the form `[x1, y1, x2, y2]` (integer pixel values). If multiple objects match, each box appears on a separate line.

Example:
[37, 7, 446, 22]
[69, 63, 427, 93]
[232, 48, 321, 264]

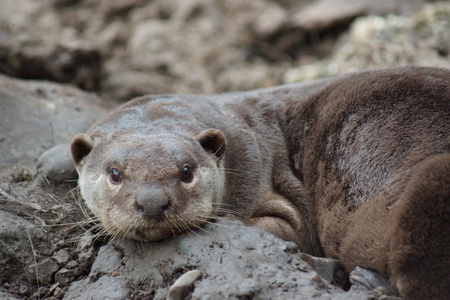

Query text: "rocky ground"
[0, 0, 449, 299]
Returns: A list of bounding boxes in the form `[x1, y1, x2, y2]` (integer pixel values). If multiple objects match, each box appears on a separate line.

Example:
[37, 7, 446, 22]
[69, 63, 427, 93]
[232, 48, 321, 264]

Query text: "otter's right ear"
[71, 133, 93, 166]
[197, 129, 227, 159]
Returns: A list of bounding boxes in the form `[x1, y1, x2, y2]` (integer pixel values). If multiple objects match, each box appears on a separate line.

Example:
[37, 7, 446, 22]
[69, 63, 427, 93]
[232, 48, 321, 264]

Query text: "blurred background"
[0, 0, 449, 102]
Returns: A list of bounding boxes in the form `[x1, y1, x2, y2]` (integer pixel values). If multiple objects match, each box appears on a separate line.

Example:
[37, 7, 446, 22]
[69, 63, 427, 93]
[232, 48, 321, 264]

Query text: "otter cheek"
[196, 167, 219, 214]
[200, 165, 224, 211]
[79, 170, 100, 217]
[214, 163, 226, 207]
[84, 173, 122, 218]
[98, 173, 123, 213]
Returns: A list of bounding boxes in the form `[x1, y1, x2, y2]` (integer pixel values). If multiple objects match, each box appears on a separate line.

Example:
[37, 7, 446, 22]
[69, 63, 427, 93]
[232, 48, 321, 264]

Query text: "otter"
[71, 66, 449, 300]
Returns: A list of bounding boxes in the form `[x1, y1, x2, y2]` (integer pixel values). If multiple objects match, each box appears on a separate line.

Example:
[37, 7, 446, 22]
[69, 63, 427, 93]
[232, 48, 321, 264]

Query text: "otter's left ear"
[71, 133, 94, 166]
[197, 129, 227, 159]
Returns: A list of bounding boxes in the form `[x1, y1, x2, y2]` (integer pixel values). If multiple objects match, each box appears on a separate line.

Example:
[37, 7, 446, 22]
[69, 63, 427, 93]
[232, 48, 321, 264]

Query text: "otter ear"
[197, 129, 227, 159]
[71, 133, 94, 166]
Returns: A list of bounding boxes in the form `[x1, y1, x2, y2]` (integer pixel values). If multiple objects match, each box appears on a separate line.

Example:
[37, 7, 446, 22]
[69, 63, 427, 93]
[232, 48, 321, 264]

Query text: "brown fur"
[72, 66, 450, 299]
[389, 153, 450, 300]
[282, 66, 450, 299]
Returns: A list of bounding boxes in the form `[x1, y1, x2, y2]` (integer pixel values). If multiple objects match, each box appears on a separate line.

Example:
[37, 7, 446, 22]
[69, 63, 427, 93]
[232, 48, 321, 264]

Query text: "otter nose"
[135, 188, 170, 218]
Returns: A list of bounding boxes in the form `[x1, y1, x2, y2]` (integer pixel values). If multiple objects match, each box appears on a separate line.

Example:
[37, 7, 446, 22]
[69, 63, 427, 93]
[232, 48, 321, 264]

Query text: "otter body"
[72, 66, 449, 299]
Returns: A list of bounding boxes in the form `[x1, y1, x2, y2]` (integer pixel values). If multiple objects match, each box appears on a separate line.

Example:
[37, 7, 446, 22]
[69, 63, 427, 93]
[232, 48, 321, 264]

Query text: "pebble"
[166, 270, 202, 300]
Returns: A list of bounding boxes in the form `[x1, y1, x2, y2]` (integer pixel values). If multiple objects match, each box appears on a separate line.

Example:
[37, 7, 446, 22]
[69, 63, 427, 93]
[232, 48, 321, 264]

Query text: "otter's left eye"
[110, 168, 124, 184]
[180, 166, 194, 183]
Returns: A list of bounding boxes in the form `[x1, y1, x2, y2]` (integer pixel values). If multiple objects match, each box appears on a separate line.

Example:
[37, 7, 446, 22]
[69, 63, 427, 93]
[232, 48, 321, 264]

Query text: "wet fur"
[72, 66, 449, 299]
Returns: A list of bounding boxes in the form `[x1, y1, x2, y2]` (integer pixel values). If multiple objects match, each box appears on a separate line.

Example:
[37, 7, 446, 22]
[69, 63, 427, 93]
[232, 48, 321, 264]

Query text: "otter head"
[70, 127, 227, 241]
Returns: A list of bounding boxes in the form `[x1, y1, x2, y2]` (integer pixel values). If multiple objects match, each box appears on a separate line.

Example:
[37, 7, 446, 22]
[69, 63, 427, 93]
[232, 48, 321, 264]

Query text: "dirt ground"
[0, 1, 449, 299]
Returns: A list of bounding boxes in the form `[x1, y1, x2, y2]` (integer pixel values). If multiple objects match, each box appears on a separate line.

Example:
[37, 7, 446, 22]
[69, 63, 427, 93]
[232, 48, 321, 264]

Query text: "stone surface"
[75, 232, 97, 271]
[350, 267, 399, 296]
[0, 74, 111, 179]
[0, 0, 428, 102]
[290, 0, 426, 31]
[167, 270, 202, 300]
[64, 221, 374, 300]
[284, 2, 450, 83]
[37, 143, 78, 184]
[54, 249, 71, 266]
[64, 276, 129, 300]
[29, 258, 60, 284]
[301, 253, 350, 290]
[55, 268, 77, 286]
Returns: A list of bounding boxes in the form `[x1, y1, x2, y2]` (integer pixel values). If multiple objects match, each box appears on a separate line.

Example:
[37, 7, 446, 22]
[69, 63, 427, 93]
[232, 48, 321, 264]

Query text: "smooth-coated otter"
[71, 66, 449, 300]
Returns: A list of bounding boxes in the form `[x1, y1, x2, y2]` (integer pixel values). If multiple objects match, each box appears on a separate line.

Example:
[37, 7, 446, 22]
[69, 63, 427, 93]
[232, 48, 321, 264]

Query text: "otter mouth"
[99, 199, 216, 241]
[133, 227, 173, 242]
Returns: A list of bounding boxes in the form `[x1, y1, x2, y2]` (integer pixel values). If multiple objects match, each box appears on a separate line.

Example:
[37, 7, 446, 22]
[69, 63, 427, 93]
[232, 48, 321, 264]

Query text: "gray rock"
[0, 210, 44, 241]
[29, 258, 59, 284]
[301, 253, 350, 290]
[290, 0, 426, 31]
[284, 2, 450, 83]
[55, 268, 76, 286]
[250, 2, 289, 38]
[64, 276, 129, 300]
[64, 221, 374, 299]
[350, 266, 398, 296]
[0, 74, 111, 179]
[0, 0, 102, 91]
[167, 270, 202, 300]
[0, 292, 23, 299]
[75, 232, 97, 272]
[90, 245, 123, 277]
[54, 249, 71, 266]
[37, 143, 77, 184]
[66, 260, 79, 269]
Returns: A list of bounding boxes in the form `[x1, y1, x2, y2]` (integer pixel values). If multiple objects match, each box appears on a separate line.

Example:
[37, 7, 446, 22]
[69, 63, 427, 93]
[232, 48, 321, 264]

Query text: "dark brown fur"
[282, 67, 450, 299]
[72, 66, 449, 299]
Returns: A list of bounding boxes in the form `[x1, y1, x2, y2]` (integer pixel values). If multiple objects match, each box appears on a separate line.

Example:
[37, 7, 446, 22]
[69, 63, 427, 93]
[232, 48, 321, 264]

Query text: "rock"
[301, 253, 350, 290]
[54, 249, 71, 266]
[0, 210, 44, 241]
[0, 74, 112, 179]
[0, 292, 23, 299]
[0, 0, 103, 91]
[64, 221, 374, 299]
[75, 232, 97, 271]
[89, 245, 122, 278]
[29, 258, 60, 284]
[32, 287, 49, 299]
[53, 287, 66, 298]
[290, 0, 426, 32]
[350, 266, 398, 296]
[66, 260, 79, 269]
[64, 276, 128, 300]
[0, 210, 46, 292]
[284, 2, 450, 83]
[0, 0, 300, 100]
[55, 268, 76, 286]
[37, 143, 77, 184]
[250, 2, 289, 38]
[166, 270, 202, 300]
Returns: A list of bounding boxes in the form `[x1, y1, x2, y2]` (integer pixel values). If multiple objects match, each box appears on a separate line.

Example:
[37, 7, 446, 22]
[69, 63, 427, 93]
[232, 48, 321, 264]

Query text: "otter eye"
[180, 166, 194, 183]
[110, 168, 124, 184]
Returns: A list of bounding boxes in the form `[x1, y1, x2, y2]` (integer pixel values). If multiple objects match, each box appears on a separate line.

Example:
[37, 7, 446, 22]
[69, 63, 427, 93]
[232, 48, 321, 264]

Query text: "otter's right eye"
[110, 168, 124, 184]
[179, 166, 194, 183]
